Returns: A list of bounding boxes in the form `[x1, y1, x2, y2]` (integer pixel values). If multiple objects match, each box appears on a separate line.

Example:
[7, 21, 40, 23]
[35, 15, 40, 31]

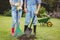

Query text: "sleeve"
[9, 0, 13, 3]
[20, 0, 23, 7]
[9, 0, 14, 4]
[36, 0, 41, 4]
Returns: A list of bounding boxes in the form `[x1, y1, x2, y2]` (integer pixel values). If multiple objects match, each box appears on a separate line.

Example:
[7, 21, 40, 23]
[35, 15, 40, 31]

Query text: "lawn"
[0, 16, 60, 40]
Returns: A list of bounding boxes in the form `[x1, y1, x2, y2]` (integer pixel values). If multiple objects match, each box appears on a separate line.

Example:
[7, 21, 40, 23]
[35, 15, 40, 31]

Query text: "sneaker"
[12, 28, 14, 36]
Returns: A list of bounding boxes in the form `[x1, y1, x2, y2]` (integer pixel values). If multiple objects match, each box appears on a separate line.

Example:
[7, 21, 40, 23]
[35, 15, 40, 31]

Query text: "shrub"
[4, 9, 11, 16]
[38, 7, 47, 17]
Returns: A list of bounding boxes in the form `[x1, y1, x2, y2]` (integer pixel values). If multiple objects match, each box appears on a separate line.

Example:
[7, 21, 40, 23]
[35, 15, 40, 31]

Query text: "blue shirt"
[24, 0, 41, 5]
[9, 0, 23, 9]
[13, 0, 20, 3]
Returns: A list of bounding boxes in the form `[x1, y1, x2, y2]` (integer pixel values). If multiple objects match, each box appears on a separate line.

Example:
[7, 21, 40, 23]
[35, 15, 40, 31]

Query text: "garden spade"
[25, 15, 35, 35]
[15, 10, 23, 37]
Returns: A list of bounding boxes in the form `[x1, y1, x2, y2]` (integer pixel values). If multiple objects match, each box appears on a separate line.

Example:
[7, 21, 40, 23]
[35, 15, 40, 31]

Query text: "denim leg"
[11, 7, 16, 28]
[25, 11, 31, 25]
[16, 10, 22, 28]
[16, 11, 19, 28]
[31, 12, 37, 25]
[31, 5, 37, 25]
[18, 10, 22, 23]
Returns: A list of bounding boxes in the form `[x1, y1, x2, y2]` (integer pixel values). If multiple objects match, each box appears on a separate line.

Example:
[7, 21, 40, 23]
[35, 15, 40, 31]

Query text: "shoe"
[12, 28, 14, 36]
[34, 25, 36, 37]
[24, 25, 28, 33]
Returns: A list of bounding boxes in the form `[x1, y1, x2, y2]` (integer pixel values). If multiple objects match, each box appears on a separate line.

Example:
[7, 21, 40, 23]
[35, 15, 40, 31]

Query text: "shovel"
[25, 15, 35, 35]
[15, 10, 23, 37]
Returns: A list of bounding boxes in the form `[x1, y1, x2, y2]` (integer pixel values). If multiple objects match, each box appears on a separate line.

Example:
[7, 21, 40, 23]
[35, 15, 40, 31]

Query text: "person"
[9, 0, 23, 36]
[24, 0, 41, 37]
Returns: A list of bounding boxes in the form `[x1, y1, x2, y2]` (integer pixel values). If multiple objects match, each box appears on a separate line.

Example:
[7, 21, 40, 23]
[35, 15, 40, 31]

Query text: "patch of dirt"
[17, 34, 36, 40]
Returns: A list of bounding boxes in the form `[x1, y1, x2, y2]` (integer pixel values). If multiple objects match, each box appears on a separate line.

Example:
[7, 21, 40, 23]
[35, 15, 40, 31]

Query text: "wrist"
[24, 8, 27, 9]
[24, 8, 27, 10]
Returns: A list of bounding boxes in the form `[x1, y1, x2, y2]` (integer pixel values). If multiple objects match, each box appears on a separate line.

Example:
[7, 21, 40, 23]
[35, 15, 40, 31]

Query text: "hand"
[16, 6, 21, 10]
[15, 2, 20, 6]
[34, 10, 38, 15]
[10, 3, 15, 7]
[24, 8, 27, 13]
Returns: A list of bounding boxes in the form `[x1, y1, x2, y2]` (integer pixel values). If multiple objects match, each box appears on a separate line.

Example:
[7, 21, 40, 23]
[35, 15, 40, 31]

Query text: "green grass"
[0, 16, 60, 40]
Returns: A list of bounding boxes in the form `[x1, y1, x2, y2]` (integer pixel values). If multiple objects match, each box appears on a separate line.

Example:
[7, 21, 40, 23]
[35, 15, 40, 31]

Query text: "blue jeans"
[11, 6, 22, 28]
[25, 5, 37, 25]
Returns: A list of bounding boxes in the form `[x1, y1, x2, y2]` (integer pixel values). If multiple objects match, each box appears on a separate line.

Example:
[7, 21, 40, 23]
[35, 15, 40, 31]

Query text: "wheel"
[47, 21, 52, 27]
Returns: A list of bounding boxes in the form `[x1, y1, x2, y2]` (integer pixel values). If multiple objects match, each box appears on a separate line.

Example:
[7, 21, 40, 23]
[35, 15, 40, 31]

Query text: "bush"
[4, 9, 11, 16]
[38, 7, 47, 17]
[3, 9, 26, 17]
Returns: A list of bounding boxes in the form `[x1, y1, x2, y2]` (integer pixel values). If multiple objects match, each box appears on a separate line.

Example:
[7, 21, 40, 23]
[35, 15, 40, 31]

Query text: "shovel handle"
[30, 15, 35, 28]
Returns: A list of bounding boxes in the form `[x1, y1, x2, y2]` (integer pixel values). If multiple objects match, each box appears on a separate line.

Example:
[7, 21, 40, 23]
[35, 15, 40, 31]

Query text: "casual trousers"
[11, 6, 22, 28]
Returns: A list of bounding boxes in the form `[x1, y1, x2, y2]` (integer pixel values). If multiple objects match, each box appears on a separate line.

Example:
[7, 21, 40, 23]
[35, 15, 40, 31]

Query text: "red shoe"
[12, 28, 14, 36]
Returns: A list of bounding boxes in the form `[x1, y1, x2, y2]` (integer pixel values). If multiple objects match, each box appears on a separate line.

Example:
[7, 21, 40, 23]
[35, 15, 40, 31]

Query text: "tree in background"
[0, 0, 10, 14]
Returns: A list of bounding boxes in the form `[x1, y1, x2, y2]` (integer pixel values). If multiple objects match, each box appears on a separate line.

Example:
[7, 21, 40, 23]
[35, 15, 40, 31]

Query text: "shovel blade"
[25, 28, 32, 35]
[15, 27, 23, 36]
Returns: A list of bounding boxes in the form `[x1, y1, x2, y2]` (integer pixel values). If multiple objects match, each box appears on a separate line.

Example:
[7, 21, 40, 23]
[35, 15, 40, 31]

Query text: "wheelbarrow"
[38, 17, 52, 27]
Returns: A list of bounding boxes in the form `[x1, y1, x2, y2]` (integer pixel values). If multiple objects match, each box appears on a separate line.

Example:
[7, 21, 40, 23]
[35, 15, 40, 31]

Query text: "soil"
[17, 34, 36, 40]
